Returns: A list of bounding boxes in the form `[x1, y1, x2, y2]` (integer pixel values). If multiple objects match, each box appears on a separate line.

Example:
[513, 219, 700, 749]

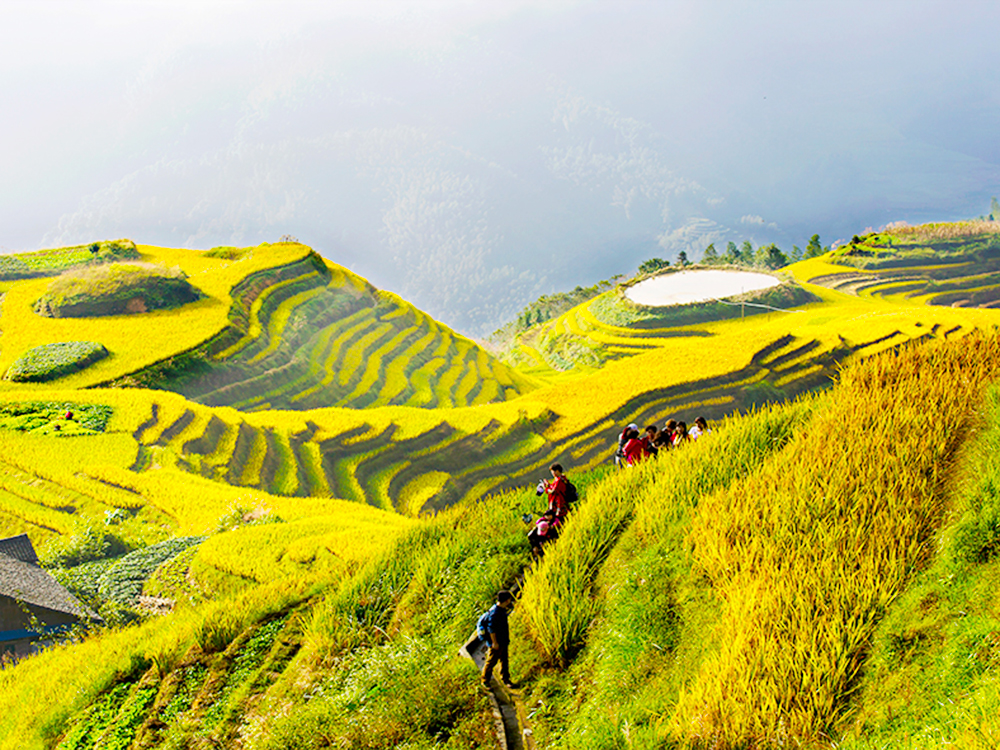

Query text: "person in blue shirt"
[479, 590, 515, 689]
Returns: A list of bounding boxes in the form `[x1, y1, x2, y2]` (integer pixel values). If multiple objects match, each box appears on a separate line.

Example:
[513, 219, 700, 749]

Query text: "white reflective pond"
[625, 270, 781, 307]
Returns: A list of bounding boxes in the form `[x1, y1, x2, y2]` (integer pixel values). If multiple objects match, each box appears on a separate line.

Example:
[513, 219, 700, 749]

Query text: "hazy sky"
[3, 0, 999, 334]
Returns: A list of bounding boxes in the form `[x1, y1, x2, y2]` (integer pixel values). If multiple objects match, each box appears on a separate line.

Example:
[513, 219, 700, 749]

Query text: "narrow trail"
[459, 572, 536, 750]
[459, 633, 534, 750]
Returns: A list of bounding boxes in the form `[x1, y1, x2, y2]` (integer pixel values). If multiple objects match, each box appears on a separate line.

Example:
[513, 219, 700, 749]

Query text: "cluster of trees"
[512, 278, 618, 329]
[502, 233, 832, 343]
[701, 233, 830, 270]
[638, 235, 830, 277]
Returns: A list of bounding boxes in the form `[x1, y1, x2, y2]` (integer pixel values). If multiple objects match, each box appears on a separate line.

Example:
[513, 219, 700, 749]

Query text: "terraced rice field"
[34, 598, 319, 750]
[141, 253, 535, 412]
[0, 232, 998, 543]
[803, 223, 1000, 307]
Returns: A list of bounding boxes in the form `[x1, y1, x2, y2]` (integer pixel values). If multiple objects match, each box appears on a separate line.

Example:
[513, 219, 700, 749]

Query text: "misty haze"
[3, 0, 999, 335]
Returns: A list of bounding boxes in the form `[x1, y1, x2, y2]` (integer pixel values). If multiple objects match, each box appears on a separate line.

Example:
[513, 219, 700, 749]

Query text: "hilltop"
[0, 223, 999, 748]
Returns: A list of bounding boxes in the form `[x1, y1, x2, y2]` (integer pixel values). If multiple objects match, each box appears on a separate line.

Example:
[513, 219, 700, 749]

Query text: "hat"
[627, 423, 638, 430]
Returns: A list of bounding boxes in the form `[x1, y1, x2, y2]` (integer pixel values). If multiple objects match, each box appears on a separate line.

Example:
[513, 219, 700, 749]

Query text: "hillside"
[806, 220, 1000, 307]
[1, 224, 1000, 748]
[0, 241, 533, 409]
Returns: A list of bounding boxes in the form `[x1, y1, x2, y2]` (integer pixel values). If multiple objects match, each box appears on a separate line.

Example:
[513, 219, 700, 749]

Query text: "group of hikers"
[476, 416, 713, 689]
[614, 415, 711, 467]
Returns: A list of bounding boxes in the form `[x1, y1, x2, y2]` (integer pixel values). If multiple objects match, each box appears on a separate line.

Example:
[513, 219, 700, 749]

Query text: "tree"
[677, 251, 689, 267]
[991, 197, 1000, 221]
[725, 241, 740, 264]
[790, 245, 803, 263]
[702, 243, 720, 264]
[741, 240, 755, 266]
[757, 243, 788, 269]
[638, 257, 670, 275]
[805, 234, 823, 259]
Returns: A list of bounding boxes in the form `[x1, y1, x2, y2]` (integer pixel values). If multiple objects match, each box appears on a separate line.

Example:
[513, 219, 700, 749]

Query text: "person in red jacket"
[622, 428, 645, 466]
[540, 463, 569, 520]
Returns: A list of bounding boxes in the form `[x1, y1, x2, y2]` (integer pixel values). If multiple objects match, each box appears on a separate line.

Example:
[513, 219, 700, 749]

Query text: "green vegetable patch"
[4, 341, 109, 383]
[97, 537, 204, 606]
[0, 400, 112, 433]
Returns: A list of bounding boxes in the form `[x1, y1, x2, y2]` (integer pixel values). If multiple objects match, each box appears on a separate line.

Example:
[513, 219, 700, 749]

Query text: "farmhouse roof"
[0, 534, 38, 565]
[0, 551, 99, 621]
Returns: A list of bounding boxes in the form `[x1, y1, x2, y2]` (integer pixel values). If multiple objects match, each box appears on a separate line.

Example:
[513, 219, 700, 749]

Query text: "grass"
[95, 537, 203, 606]
[830, 383, 1000, 748]
[0, 334, 998, 749]
[336, 323, 394, 387]
[340, 324, 420, 405]
[195, 510, 411, 583]
[670, 335, 1000, 745]
[214, 270, 324, 360]
[248, 285, 326, 364]
[518, 399, 811, 666]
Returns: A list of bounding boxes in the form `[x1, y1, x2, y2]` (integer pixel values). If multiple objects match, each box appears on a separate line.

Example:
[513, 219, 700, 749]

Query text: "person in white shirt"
[689, 416, 710, 440]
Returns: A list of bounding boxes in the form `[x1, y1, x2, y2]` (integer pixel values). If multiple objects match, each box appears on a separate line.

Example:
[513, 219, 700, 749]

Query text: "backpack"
[564, 479, 578, 508]
[477, 605, 495, 639]
[614, 430, 628, 458]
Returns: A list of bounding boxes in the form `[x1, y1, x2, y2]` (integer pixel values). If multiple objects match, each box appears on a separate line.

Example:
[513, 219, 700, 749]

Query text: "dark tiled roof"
[0, 552, 99, 621]
[0, 534, 37, 565]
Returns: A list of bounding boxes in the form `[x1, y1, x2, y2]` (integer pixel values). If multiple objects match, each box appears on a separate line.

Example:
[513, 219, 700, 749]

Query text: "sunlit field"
[1, 225, 1000, 749]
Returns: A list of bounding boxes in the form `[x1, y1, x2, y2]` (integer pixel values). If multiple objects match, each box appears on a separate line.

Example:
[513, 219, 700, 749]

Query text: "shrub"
[51, 557, 120, 604]
[0, 255, 31, 277]
[204, 246, 249, 260]
[40, 527, 129, 568]
[4, 341, 109, 382]
[34, 262, 203, 318]
[638, 257, 670, 274]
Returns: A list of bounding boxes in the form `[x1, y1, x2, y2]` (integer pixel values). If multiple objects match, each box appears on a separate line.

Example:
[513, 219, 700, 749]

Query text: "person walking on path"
[540, 463, 570, 521]
[480, 590, 515, 689]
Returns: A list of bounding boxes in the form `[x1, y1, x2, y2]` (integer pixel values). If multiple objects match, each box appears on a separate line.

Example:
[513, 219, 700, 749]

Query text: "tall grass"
[672, 335, 1000, 746]
[518, 401, 813, 667]
[833, 383, 1000, 747]
[889, 220, 1000, 242]
[246, 488, 537, 748]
